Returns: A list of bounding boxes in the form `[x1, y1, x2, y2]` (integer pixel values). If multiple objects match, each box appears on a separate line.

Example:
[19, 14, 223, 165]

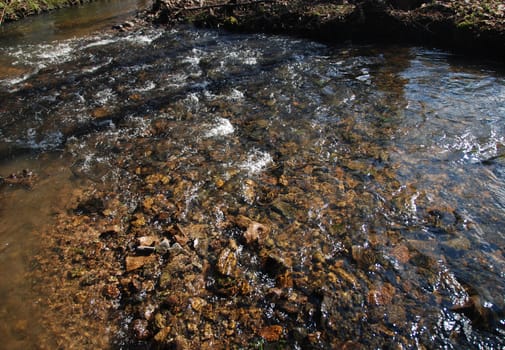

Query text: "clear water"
[0, 3, 504, 348]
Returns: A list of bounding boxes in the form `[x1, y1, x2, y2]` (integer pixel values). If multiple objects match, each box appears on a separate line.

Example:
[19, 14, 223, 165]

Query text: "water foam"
[204, 117, 235, 138]
[18, 129, 64, 150]
[10, 41, 76, 69]
[239, 149, 273, 174]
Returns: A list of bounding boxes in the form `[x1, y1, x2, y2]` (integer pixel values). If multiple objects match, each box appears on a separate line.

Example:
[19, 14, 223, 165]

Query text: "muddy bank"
[147, 0, 505, 60]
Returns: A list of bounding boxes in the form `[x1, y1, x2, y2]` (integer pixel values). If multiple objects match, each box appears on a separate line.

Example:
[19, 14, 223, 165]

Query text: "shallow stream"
[0, 1, 504, 348]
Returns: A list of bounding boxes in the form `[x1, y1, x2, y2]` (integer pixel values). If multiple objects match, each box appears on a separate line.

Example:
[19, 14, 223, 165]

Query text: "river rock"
[271, 199, 296, 221]
[443, 237, 471, 251]
[138, 236, 158, 246]
[244, 221, 270, 245]
[216, 248, 237, 277]
[125, 255, 157, 272]
[259, 325, 283, 342]
[367, 283, 395, 306]
[154, 326, 172, 343]
[132, 318, 150, 340]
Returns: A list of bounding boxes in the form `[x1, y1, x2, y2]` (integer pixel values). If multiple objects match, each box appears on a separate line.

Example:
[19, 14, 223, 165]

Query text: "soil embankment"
[147, 0, 505, 60]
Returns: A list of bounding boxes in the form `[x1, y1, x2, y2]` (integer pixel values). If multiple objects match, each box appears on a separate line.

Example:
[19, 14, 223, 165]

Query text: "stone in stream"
[258, 325, 283, 342]
[132, 318, 150, 340]
[234, 214, 271, 246]
[216, 247, 238, 277]
[125, 255, 157, 272]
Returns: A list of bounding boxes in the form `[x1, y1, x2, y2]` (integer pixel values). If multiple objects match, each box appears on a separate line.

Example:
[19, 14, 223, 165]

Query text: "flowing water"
[0, 3, 504, 349]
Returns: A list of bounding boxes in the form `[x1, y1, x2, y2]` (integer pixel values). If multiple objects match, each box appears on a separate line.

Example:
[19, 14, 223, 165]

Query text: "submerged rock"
[125, 255, 157, 272]
[216, 247, 238, 277]
[259, 324, 283, 342]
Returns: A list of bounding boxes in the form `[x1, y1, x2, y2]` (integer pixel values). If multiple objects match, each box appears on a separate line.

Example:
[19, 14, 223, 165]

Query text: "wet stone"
[243, 221, 270, 245]
[367, 283, 396, 306]
[132, 319, 150, 340]
[125, 255, 157, 272]
[216, 247, 238, 277]
[259, 325, 283, 342]
[102, 283, 121, 299]
[154, 326, 171, 343]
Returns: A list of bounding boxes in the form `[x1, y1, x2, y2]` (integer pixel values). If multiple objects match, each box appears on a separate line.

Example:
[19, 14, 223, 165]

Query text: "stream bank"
[147, 0, 505, 60]
[0, 0, 95, 24]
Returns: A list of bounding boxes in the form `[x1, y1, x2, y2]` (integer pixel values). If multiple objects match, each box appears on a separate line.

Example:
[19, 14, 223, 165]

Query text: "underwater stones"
[330, 262, 360, 288]
[155, 238, 172, 254]
[131, 213, 146, 228]
[190, 297, 207, 312]
[132, 318, 150, 340]
[145, 173, 170, 187]
[234, 215, 271, 246]
[367, 282, 395, 306]
[242, 179, 257, 203]
[142, 194, 175, 216]
[91, 106, 112, 119]
[99, 224, 121, 239]
[153, 326, 172, 343]
[259, 325, 283, 342]
[125, 255, 157, 272]
[216, 247, 238, 277]
[213, 264, 251, 296]
[276, 270, 294, 289]
[138, 235, 158, 247]
[390, 244, 411, 264]
[75, 196, 105, 215]
[424, 206, 463, 235]
[12, 319, 28, 339]
[151, 118, 175, 136]
[271, 199, 296, 221]
[102, 283, 121, 299]
[312, 251, 325, 264]
[450, 293, 501, 332]
[351, 245, 378, 268]
[442, 237, 471, 251]
[261, 251, 291, 275]
[1, 169, 38, 188]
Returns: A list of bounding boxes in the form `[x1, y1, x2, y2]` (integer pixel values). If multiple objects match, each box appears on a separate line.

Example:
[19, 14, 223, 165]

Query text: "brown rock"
[276, 270, 293, 288]
[259, 325, 283, 342]
[91, 107, 111, 119]
[125, 255, 157, 272]
[216, 248, 237, 277]
[391, 244, 410, 264]
[244, 221, 270, 245]
[154, 326, 171, 343]
[234, 214, 253, 229]
[367, 283, 395, 306]
[138, 236, 158, 246]
[102, 284, 121, 299]
[132, 319, 150, 340]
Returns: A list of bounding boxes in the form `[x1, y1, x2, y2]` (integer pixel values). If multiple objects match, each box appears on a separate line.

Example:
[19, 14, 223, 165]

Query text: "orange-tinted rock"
[367, 283, 395, 306]
[259, 325, 283, 342]
[125, 255, 157, 272]
[91, 107, 112, 119]
[391, 244, 410, 264]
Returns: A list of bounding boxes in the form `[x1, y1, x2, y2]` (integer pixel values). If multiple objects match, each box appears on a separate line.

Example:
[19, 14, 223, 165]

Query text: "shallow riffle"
[0, 21, 504, 349]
